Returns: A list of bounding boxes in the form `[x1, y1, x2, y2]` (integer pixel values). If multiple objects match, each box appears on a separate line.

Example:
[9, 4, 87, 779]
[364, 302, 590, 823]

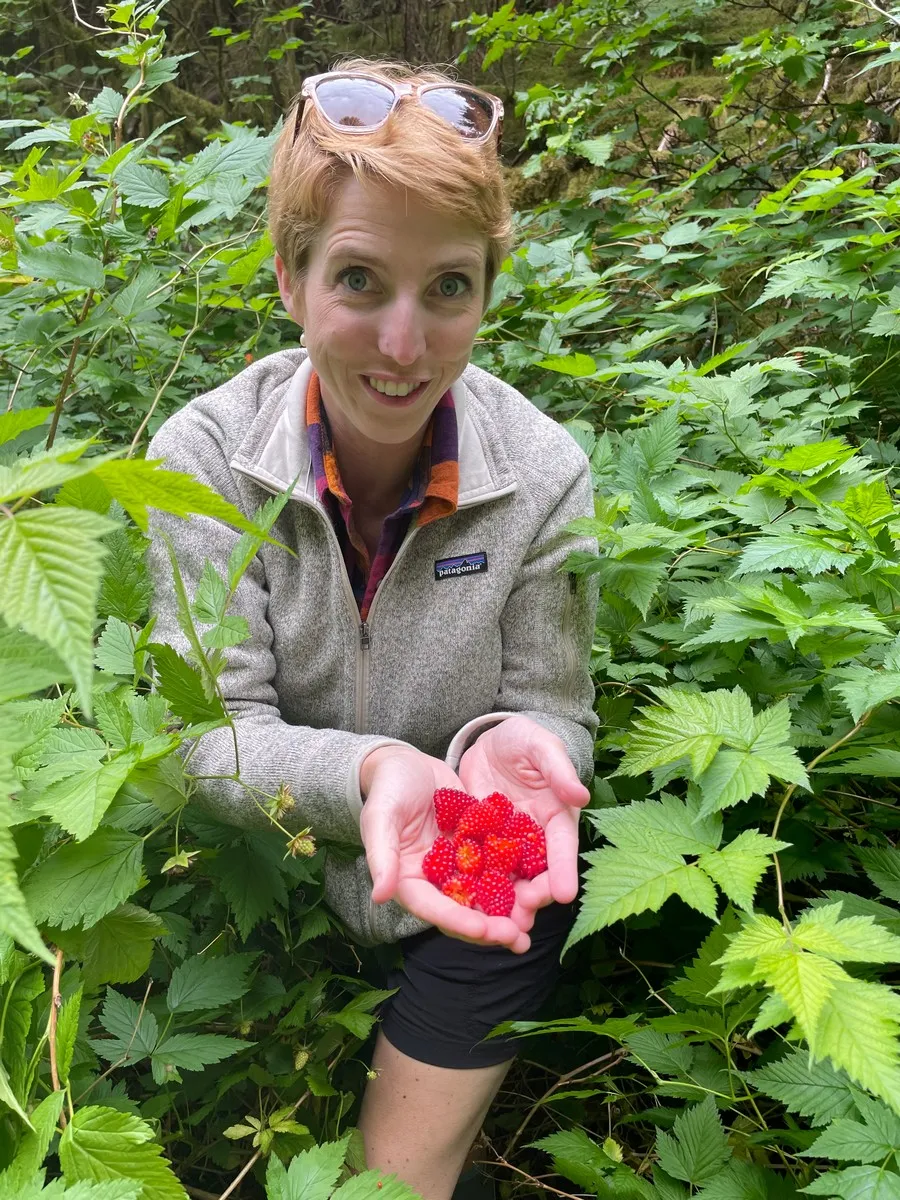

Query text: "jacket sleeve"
[445, 455, 599, 785]
[145, 411, 407, 846]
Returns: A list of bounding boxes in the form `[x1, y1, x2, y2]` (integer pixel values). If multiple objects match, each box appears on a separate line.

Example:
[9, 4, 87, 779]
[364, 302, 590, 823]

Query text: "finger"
[396, 878, 492, 942]
[544, 809, 581, 905]
[482, 913, 531, 952]
[362, 801, 401, 904]
[533, 737, 590, 808]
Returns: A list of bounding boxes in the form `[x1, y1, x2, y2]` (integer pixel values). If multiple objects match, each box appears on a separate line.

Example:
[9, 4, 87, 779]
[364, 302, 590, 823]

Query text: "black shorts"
[378, 901, 575, 1069]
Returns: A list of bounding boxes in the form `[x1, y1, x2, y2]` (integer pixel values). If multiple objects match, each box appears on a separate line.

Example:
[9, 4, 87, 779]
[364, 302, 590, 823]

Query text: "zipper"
[230, 463, 372, 732]
[560, 571, 581, 715]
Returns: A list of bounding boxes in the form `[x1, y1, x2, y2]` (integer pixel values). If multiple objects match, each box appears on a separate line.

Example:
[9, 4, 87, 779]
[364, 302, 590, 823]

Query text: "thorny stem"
[771, 710, 872, 926]
[48, 947, 66, 1128]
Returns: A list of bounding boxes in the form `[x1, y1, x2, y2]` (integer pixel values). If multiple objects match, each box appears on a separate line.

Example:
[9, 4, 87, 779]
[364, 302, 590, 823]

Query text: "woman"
[147, 58, 599, 1200]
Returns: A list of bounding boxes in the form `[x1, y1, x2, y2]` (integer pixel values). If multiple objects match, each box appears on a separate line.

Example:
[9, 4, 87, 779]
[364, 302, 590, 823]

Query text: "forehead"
[315, 177, 487, 269]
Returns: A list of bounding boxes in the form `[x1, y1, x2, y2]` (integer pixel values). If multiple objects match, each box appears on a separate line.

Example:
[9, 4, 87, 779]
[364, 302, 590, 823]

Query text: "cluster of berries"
[421, 788, 548, 917]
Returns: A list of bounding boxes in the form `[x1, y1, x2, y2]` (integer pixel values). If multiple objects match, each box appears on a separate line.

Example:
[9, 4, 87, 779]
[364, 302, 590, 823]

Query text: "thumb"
[362, 796, 401, 903]
[535, 736, 590, 808]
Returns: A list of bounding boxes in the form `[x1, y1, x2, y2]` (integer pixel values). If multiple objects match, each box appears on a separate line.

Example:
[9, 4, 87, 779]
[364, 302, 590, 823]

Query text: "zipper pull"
[360, 621, 370, 649]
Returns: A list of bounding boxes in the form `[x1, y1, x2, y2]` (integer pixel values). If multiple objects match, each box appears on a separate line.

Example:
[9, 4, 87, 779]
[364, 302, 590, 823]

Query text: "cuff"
[444, 712, 517, 773]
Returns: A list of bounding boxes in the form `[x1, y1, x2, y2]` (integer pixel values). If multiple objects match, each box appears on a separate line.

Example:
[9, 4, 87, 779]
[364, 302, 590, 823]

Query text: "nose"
[377, 295, 426, 367]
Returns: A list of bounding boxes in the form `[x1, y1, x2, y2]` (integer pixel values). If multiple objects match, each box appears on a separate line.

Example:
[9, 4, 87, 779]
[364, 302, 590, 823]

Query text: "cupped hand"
[359, 744, 532, 954]
[458, 716, 590, 913]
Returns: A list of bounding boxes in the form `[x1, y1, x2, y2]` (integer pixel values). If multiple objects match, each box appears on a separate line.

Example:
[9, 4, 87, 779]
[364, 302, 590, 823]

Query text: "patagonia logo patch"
[434, 551, 488, 581]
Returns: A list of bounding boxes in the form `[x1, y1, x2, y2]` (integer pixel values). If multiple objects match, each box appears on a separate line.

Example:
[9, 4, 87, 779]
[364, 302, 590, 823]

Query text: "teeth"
[368, 377, 421, 397]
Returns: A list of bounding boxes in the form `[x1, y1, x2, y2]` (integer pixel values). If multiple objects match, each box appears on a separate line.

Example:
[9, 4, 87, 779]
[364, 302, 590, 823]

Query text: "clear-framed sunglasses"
[293, 71, 504, 147]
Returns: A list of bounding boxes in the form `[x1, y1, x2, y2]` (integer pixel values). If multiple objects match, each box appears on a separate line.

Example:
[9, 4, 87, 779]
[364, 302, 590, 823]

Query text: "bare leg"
[359, 1030, 511, 1200]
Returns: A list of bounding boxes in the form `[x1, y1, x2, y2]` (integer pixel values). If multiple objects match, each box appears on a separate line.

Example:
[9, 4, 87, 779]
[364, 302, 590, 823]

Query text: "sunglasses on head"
[293, 71, 504, 147]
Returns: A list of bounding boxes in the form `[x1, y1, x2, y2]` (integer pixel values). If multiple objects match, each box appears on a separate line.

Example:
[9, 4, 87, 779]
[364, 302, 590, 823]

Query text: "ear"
[274, 253, 305, 326]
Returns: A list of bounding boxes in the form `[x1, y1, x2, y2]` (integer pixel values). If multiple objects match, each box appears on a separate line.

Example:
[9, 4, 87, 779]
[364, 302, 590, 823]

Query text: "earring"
[299, 331, 306, 347]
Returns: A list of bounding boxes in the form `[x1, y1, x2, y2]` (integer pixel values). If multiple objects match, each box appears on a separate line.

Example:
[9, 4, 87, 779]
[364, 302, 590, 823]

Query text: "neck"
[323, 402, 427, 517]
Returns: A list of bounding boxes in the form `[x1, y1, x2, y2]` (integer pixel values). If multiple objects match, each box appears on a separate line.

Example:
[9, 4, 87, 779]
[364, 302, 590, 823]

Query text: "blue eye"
[438, 275, 469, 298]
[341, 268, 370, 292]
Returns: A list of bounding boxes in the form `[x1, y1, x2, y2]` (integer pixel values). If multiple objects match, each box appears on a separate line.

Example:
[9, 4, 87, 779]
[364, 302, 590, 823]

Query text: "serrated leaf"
[28, 747, 143, 842]
[749, 1051, 857, 1126]
[115, 162, 170, 208]
[696, 749, 771, 815]
[840, 481, 895, 525]
[95, 618, 137, 676]
[0, 1091, 65, 1190]
[17, 239, 104, 290]
[206, 842, 289, 940]
[56, 984, 83, 1086]
[74, 904, 166, 986]
[566, 847, 718, 951]
[0, 507, 116, 712]
[655, 1096, 731, 1186]
[0, 625, 69, 701]
[530, 1129, 617, 1190]
[166, 952, 255, 1014]
[858, 849, 900, 902]
[147, 643, 225, 726]
[814, 977, 900, 1115]
[697, 830, 789, 910]
[0, 408, 53, 446]
[91, 987, 159, 1066]
[793, 903, 900, 963]
[803, 1165, 900, 1198]
[573, 134, 614, 165]
[331, 1173, 422, 1200]
[536, 352, 597, 377]
[149, 1033, 250, 1084]
[267, 1134, 350, 1200]
[833, 669, 900, 723]
[59, 1105, 187, 1200]
[0, 826, 54, 965]
[695, 1160, 769, 1200]
[736, 532, 856, 576]
[590, 792, 722, 856]
[803, 1114, 900, 1164]
[22, 828, 144, 929]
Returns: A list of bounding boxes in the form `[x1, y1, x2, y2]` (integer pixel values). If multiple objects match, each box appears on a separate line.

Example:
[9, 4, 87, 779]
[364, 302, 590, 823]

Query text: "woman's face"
[275, 177, 488, 447]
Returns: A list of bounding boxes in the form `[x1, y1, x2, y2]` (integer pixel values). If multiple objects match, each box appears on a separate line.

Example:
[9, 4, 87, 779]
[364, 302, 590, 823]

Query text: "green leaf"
[331, 1174, 422, 1200]
[56, 984, 83, 1086]
[814, 977, 900, 1115]
[530, 1129, 617, 1190]
[0, 1092, 65, 1190]
[0, 625, 69, 701]
[803, 1108, 900, 1164]
[655, 1097, 732, 1186]
[22, 828, 144, 929]
[536, 353, 597, 377]
[75, 904, 166, 987]
[266, 1134, 350, 1200]
[803, 1165, 900, 1198]
[114, 163, 170, 208]
[840, 481, 895, 525]
[793, 903, 900, 963]
[697, 830, 789, 911]
[695, 1161, 769, 1200]
[95, 618, 138, 676]
[736, 532, 856, 576]
[589, 792, 722, 856]
[566, 847, 718, 951]
[858, 849, 900, 902]
[17, 239, 104, 290]
[147, 643, 226, 726]
[59, 1105, 187, 1200]
[0, 507, 116, 713]
[28, 747, 143, 842]
[90, 987, 159, 1066]
[0, 408, 53, 446]
[750, 1052, 857, 1126]
[206, 843, 289, 940]
[166, 952, 255, 1014]
[149, 1033, 251, 1084]
[92, 460, 278, 538]
[573, 135, 615, 165]
[0, 826, 54, 965]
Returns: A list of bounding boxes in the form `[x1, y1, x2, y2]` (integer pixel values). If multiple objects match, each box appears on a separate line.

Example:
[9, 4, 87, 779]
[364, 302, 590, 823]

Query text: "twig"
[216, 1089, 310, 1200]
[48, 947, 66, 1128]
[70, 0, 107, 32]
[128, 276, 201, 456]
[5, 347, 39, 413]
[46, 289, 95, 450]
[504, 1050, 626, 1158]
[480, 1149, 588, 1199]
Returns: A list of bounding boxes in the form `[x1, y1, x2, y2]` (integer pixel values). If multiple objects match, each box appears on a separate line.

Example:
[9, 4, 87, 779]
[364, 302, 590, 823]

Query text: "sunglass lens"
[314, 77, 394, 129]
[422, 88, 494, 139]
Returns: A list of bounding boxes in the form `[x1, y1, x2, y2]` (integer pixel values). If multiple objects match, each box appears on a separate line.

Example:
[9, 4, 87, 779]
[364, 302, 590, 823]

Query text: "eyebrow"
[327, 247, 485, 274]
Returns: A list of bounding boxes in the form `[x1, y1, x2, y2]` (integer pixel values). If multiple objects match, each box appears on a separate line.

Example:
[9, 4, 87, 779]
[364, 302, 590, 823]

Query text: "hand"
[458, 716, 590, 916]
[359, 744, 532, 954]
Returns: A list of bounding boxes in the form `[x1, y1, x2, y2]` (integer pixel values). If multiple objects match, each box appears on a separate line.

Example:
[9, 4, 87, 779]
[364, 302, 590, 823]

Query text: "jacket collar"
[229, 353, 517, 510]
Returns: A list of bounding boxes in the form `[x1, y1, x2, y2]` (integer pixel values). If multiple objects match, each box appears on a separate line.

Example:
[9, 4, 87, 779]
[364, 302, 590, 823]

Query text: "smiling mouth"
[363, 376, 428, 403]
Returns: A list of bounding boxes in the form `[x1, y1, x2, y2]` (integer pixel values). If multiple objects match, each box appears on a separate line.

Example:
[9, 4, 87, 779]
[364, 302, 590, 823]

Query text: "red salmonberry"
[422, 837, 456, 886]
[483, 791, 514, 823]
[482, 833, 521, 874]
[455, 838, 483, 875]
[442, 876, 476, 907]
[457, 800, 505, 840]
[517, 842, 548, 880]
[502, 810, 544, 843]
[433, 788, 473, 832]
[475, 869, 516, 917]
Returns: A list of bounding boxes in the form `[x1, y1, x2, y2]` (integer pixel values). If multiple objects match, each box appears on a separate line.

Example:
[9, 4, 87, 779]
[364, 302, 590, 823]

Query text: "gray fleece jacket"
[146, 350, 599, 945]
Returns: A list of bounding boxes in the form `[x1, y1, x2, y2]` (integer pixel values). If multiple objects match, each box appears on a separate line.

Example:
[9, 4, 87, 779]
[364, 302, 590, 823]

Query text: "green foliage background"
[5, 0, 900, 1196]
